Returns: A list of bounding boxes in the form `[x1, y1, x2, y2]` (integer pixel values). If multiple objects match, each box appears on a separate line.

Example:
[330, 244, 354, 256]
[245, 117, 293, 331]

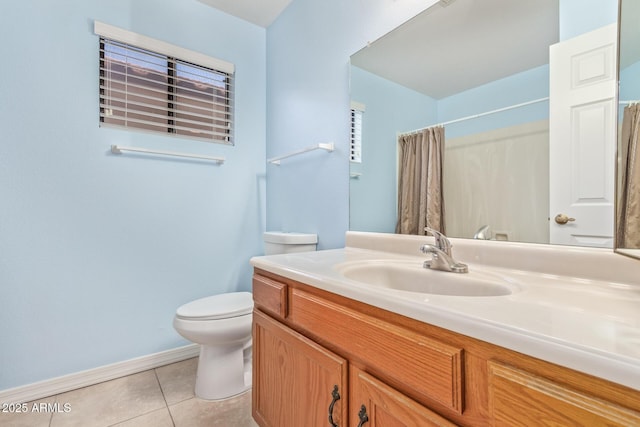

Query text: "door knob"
[554, 214, 576, 225]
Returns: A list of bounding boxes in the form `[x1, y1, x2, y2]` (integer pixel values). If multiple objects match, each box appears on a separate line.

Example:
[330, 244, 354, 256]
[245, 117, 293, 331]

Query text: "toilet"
[173, 232, 317, 400]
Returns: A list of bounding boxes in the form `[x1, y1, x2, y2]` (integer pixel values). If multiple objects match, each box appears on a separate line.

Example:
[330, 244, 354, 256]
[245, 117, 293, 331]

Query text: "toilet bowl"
[173, 292, 253, 400]
[173, 232, 317, 400]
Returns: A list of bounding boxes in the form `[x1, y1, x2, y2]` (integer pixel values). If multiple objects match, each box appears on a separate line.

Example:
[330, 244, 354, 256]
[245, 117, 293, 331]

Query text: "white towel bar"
[110, 145, 225, 164]
[268, 142, 334, 165]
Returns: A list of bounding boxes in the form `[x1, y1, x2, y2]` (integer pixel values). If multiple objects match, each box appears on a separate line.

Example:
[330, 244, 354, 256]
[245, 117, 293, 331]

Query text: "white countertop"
[251, 232, 640, 391]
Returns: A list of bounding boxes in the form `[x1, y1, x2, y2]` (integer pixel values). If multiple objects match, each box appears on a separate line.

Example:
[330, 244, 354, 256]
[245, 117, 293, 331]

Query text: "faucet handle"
[424, 227, 451, 254]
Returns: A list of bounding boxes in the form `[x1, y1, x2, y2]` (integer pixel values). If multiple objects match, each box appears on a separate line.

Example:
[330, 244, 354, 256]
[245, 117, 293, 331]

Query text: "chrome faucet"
[473, 225, 491, 240]
[420, 228, 468, 273]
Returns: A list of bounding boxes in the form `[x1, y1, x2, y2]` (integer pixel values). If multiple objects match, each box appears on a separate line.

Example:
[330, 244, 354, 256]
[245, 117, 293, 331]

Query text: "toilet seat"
[176, 292, 253, 321]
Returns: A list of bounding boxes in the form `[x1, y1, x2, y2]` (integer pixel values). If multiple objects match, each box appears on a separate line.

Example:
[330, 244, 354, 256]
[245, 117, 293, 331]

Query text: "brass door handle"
[554, 214, 576, 225]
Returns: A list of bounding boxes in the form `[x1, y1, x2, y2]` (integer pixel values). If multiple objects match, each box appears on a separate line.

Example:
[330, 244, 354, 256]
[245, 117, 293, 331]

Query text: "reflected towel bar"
[268, 142, 334, 165]
[110, 145, 225, 164]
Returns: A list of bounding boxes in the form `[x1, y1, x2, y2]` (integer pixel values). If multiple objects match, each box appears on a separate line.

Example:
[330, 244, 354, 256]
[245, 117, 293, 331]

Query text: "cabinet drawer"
[253, 274, 287, 319]
[290, 288, 464, 413]
[351, 366, 458, 426]
[488, 361, 640, 427]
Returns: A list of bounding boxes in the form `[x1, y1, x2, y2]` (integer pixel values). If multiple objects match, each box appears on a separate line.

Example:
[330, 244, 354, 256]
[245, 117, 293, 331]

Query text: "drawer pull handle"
[328, 385, 340, 427]
[357, 404, 369, 426]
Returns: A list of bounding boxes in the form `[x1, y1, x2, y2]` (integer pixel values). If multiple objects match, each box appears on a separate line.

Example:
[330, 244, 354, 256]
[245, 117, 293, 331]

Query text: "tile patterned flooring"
[0, 358, 258, 427]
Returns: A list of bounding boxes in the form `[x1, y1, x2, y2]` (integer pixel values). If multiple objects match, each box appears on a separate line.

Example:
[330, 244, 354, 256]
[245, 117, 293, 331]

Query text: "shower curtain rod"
[400, 97, 550, 136]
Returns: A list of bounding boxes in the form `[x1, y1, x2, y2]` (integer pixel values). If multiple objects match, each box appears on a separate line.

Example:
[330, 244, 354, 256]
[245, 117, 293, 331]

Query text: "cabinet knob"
[357, 404, 369, 427]
[328, 385, 341, 427]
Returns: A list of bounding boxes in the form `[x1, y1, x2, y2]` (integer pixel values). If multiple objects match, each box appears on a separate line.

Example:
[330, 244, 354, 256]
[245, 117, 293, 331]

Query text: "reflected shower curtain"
[618, 104, 640, 248]
[395, 126, 445, 235]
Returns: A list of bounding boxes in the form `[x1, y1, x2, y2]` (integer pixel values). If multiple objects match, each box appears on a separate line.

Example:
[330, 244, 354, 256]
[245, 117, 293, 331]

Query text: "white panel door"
[549, 23, 617, 247]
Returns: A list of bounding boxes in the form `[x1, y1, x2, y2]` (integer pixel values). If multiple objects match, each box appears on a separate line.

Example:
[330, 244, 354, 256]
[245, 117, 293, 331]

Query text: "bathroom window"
[350, 102, 364, 163]
[96, 22, 234, 144]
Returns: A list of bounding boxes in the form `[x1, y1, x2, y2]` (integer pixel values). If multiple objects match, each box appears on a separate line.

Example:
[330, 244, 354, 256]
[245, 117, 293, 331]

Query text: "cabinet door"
[253, 310, 348, 427]
[489, 361, 640, 427]
[350, 366, 458, 427]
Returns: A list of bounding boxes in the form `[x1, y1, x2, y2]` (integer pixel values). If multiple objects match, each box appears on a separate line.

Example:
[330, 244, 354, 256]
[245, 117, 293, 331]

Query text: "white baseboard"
[0, 344, 200, 404]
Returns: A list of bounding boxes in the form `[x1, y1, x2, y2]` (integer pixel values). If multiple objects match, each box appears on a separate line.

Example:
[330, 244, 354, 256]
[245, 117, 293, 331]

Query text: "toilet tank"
[263, 232, 318, 255]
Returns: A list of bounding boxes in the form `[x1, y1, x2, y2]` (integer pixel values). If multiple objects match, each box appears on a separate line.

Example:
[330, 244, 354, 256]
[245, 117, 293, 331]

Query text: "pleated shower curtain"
[395, 126, 445, 235]
[617, 104, 640, 248]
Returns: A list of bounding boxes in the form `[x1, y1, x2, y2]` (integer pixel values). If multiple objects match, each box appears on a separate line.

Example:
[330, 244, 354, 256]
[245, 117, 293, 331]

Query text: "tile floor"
[0, 358, 258, 427]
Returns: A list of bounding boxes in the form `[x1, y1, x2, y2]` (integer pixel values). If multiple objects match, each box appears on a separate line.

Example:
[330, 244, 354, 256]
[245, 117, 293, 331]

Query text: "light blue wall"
[438, 65, 550, 139]
[0, 0, 265, 390]
[265, 0, 437, 249]
[620, 61, 640, 101]
[560, 0, 618, 40]
[619, 60, 640, 121]
[349, 66, 437, 232]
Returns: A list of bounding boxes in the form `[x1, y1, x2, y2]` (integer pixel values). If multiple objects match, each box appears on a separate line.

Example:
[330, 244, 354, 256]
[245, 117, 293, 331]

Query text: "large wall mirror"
[349, 0, 625, 250]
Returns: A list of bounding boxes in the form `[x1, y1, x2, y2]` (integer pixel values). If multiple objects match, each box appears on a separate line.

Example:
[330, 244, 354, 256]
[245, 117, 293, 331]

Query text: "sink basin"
[335, 260, 518, 297]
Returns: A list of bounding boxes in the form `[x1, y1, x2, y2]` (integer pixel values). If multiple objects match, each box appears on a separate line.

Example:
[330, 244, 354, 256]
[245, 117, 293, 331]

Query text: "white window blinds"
[350, 102, 364, 163]
[95, 22, 234, 144]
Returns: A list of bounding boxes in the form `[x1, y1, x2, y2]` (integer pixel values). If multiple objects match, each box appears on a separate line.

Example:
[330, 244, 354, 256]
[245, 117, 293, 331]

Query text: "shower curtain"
[395, 126, 445, 235]
[617, 104, 640, 248]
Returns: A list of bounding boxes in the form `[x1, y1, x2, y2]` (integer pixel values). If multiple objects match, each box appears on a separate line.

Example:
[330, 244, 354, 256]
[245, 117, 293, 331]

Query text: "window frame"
[95, 21, 235, 145]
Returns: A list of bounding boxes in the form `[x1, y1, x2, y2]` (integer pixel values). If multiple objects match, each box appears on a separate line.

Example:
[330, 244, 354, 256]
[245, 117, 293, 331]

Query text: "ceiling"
[197, 0, 560, 99]
[350, 0, 559, 99]
[197, 0, 293, 27]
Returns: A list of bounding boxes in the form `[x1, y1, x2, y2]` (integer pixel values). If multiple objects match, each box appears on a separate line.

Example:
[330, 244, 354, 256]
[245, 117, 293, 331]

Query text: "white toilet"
[173, 232, 317, 400]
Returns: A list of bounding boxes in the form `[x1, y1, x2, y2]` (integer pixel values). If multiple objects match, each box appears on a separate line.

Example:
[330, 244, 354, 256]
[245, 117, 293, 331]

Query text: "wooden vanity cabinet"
[252, 269, 640, 427]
